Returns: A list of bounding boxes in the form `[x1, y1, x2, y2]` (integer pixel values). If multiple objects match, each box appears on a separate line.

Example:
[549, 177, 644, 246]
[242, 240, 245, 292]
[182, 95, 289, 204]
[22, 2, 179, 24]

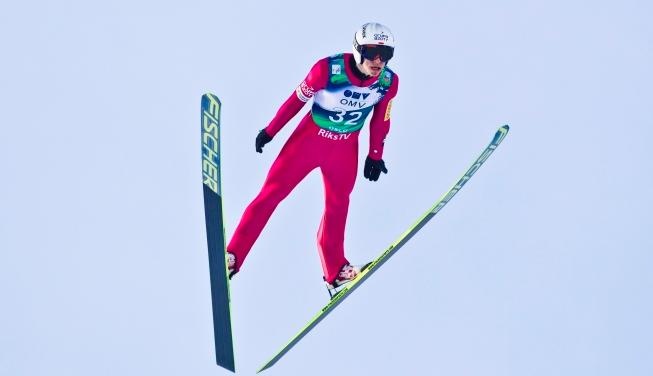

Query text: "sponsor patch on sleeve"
[383, 99, 393, 121]
[296, 80, 315, 102]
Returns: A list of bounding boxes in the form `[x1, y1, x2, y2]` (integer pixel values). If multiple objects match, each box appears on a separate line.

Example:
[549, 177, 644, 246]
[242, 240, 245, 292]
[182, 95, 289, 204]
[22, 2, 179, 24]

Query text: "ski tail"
[201, 93, 235, 372]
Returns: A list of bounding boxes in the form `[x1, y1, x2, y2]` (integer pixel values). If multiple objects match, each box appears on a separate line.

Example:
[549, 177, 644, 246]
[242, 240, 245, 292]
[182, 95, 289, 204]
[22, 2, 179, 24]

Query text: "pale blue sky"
[2, 1, 652, 375]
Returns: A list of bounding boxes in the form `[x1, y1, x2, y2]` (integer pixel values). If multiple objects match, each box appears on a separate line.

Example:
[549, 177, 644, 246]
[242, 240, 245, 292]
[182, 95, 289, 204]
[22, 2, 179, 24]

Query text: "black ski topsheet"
[201, 93, 235, 372]
[258, 125, 510, 372]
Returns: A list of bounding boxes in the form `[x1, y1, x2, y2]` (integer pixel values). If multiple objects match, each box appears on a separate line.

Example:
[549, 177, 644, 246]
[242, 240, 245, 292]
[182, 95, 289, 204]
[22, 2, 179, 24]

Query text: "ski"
[257, 125, 510, 373]
[201, 93, 235, 372]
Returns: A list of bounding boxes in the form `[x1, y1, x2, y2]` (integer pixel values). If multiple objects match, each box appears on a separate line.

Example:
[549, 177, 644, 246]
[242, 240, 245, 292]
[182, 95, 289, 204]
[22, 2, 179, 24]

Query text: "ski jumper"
[227, 53, 399, 283]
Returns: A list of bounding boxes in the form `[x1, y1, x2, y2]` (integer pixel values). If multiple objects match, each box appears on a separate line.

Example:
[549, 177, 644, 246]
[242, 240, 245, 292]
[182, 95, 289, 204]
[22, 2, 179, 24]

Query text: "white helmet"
[352, 22, 396, 64]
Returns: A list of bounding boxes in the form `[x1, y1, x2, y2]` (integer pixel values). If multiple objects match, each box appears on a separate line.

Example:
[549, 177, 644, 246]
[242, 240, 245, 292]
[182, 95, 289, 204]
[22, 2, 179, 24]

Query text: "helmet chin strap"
[349, 54, 371, 80]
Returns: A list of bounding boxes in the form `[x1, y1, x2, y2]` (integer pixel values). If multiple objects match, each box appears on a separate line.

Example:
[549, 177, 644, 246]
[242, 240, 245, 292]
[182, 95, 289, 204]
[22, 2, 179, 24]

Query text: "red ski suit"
[227, 53, 399, 283]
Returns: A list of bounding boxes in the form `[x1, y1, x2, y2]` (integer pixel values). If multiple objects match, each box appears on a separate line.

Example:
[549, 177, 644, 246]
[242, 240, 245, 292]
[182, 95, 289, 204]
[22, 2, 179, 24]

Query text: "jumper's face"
[358, 44, 393, 77]
[360, 56, 386, 77]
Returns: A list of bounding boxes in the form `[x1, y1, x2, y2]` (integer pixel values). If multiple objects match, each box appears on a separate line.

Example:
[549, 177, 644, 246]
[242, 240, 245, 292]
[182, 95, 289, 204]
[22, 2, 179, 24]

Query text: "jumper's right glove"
[363, 156, 388, 182]
[255, 129, 273, 153]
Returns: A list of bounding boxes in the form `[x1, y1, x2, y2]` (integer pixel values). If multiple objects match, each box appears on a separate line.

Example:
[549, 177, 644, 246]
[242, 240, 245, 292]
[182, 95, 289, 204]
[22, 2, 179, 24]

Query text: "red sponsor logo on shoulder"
[296, 80, 315, 102]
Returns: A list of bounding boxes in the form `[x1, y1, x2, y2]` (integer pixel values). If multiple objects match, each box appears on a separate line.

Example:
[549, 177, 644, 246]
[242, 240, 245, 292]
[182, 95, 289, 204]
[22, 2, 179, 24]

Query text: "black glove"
[255, 129, 273, 153]
[363, 156, 388, 181]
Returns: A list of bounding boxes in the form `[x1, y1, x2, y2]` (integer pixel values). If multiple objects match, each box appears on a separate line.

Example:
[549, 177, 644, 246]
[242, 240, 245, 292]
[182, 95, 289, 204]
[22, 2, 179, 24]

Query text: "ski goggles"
[359, 44, 394, 62]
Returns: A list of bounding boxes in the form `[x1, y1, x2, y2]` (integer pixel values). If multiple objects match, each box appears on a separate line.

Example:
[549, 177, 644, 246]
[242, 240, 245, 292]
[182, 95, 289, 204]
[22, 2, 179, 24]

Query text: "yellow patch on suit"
[384, 100, 393, 121]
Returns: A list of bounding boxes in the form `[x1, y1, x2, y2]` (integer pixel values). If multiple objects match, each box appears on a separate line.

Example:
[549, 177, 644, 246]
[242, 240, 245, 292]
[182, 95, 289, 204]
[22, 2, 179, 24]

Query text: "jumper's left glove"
[363, 156, 388, 182]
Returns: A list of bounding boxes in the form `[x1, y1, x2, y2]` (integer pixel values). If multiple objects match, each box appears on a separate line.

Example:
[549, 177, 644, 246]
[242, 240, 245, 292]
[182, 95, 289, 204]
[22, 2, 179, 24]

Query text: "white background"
[2, 1, 652, 375]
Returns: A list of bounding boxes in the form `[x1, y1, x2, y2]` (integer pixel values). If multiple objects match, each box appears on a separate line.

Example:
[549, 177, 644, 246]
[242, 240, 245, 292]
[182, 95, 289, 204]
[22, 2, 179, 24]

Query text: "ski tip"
[202, 92, 221, 105]
[490, 125, 510, 145]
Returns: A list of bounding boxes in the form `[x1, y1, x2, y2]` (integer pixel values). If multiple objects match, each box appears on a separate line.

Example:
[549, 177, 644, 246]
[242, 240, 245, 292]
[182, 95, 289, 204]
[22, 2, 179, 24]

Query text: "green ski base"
[201, 93, 235, 372]
[258, 125, 510, 372]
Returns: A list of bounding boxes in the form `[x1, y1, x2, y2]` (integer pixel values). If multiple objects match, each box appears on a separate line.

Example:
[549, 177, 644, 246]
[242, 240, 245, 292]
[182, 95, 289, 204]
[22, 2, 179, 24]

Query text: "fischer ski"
[201, 93, 235, 372]
[257, 125, 510, 373]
